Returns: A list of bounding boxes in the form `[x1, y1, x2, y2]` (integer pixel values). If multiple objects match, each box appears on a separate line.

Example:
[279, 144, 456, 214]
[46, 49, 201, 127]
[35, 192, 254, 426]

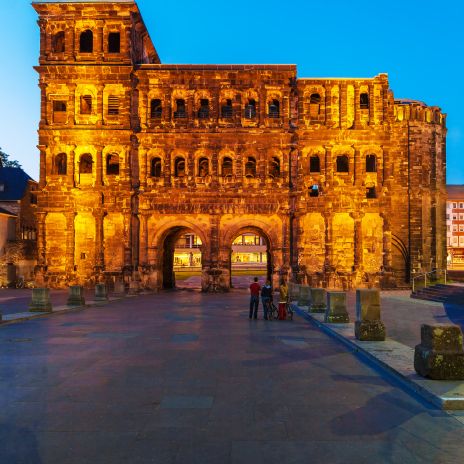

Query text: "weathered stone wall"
[32, 1, 447, 290]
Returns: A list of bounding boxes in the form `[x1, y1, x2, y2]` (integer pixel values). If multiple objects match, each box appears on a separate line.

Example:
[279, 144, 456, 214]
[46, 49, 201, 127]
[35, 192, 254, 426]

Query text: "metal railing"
[412, 268, 447, 292]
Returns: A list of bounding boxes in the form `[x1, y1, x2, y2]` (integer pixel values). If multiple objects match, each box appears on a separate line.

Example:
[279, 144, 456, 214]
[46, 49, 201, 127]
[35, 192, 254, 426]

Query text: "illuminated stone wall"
[33, 1, 447, 290]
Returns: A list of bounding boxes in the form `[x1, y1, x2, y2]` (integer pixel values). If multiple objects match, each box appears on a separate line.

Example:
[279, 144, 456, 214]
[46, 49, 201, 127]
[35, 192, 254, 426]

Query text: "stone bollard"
[309, 288, 327, 313]
[114, 280, 126, 295]
[290, 283, 300, 301]
[355, 289, 385, 341]
[128, 280, 140, 295]
[414, 324, 464, 380]
[95, 283, 108, 302]
[325, 292, 349, 323]
[67, 285, 85, 306]
[297, 285, 311, 308]
[29, 288, 53, 312]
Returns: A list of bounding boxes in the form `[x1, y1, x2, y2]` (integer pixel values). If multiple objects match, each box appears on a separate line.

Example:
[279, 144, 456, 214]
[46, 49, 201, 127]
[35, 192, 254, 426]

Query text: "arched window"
[150, 157, 162, 178]
[222, 157, 233, 176]
[174, 157, 186, 177]
[366, 186, 376, 198]
[269, 157, 280, 178]
[79, 30, 93, 53]
[309, 156, 320, 173]
[268, 99, 280, 118]
[198, 99, 209, 119]
[336, 155, 349, 173]
[198, 158, 209, 177]
[245, 99, 257, 119]
[80, 95, 92, 114]
[309, 93, 321, 118]
[106, 154, 119, 176]
[150, 99, 162, 118]
[54, 153, 67, 175]
[108, 32, 120, 53]
[309, 184, 319, 197]
[360, 93, 369, 109]
[52, 31, 65, 53]
[245, 157, 257, 178]
[174, 99, 186, 119]
[221, 99, 233, 118]
[366, 154, 377, 172]
[79, 154, 93, 174]
[53, 100, 67, 123]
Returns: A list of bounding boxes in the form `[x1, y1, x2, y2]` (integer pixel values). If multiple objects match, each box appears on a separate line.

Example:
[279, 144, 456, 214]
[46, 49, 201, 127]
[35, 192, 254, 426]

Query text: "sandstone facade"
[33, 0, 447, 291]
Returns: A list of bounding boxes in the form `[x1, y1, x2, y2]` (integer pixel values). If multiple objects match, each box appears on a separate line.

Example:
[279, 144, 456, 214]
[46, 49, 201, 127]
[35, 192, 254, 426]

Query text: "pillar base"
[414, 347, 464, 380]
[355, 320, 386, 341]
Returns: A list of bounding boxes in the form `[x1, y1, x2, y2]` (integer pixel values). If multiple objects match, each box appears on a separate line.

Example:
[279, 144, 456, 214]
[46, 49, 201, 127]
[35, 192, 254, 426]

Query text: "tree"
[0, 147, 22, 168]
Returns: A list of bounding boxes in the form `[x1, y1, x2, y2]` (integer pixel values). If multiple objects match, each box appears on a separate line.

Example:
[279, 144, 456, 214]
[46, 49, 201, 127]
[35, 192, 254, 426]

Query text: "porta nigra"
[33, 0, 447, 291]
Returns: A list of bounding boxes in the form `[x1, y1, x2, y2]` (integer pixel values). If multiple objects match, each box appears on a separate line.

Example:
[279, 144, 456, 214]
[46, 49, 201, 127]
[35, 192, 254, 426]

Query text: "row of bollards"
[29, 283, 112, 313]
[289, 283, 464, 380]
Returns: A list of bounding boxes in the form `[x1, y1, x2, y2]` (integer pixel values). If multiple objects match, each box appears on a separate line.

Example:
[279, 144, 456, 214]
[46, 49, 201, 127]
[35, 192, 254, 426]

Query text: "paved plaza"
[1, 289, 464, 463]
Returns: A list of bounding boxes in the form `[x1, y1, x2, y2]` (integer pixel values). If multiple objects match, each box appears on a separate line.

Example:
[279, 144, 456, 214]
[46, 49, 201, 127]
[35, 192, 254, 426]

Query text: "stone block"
[95, 283, 108, 301]
[309, 288, 326, 313]
[355, 320, 386, 341]
[356, 289, 381, 321]
[414, 324, 464, 380]
[29, 288, 53, 312]
[114, 280, 126, 295]
[67, 285, 85, 306]
[325, 292, 349, 323]
[128, 280, 140, 295]
[297, 285, 311, 307]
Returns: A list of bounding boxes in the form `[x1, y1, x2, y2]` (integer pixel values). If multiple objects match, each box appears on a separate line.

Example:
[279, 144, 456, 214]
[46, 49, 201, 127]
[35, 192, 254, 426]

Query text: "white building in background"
[446, 185, 464, 267]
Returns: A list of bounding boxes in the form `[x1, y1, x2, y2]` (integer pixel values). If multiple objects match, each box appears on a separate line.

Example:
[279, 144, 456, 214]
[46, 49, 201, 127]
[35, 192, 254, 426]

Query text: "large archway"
[161, 227, 203, 290]
[229, 227, 273, 289]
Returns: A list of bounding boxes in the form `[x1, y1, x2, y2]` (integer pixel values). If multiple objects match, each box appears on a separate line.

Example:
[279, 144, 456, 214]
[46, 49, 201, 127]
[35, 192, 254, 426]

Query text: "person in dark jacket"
[261, 279, 273, 320]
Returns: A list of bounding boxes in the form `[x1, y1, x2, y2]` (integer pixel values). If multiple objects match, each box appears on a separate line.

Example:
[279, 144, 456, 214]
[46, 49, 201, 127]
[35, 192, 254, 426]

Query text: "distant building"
[446, 185, 464, 268]
[0, 166, 38, 285]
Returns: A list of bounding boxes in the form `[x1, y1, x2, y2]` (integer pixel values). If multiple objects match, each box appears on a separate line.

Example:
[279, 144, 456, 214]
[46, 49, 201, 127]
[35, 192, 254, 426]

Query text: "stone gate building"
[33, 0, 447, 291]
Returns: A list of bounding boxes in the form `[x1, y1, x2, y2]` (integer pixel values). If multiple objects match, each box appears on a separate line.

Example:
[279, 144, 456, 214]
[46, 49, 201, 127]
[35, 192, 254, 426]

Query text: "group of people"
[249, 277, 289, 320]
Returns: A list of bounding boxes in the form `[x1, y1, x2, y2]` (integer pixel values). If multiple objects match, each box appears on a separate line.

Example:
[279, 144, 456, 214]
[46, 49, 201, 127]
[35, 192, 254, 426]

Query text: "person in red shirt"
[249, 277, 261, 319]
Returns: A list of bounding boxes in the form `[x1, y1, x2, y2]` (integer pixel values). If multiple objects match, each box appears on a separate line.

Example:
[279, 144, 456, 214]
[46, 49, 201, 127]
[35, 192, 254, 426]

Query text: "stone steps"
[411, 284, 464, 303]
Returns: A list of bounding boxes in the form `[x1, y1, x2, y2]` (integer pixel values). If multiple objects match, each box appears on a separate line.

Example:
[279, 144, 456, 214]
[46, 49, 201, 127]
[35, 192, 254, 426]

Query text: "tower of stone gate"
[33, 0, 447, 291]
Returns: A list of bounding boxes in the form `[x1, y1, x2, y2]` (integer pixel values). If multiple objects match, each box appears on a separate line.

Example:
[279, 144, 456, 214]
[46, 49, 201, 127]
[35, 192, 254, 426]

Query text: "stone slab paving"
[1, 290, 464, 463]
[296, 308, 464, 411]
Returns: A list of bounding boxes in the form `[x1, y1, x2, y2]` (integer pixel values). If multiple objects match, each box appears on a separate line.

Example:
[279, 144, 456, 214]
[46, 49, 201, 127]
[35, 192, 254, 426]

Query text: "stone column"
[67, 147, 76, 187]
[36, 212, 47, 268]
[351, 212, 364, 270]
[139, 213, 149, 266]
[65, 211, 76, 276]
[38, 145, 47, 189]
[123, 209, 132, 270]
[95, 146, 103, 187]
[380, 213, 392, 271]
[93, 211, 105, 279]
[323, 212, 333, 276]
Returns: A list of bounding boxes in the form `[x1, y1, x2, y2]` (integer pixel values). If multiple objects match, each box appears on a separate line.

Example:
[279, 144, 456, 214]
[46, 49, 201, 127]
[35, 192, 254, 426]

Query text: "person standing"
[249, 277, 261, 319]
[261, 279, 273, 320]
[278, 280, 289, 320]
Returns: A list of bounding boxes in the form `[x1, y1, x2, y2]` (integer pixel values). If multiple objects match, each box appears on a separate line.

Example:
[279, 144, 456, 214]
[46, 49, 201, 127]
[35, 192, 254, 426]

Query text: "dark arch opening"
[79, 30, 93, 53]
[162, 227, 203, 290]
[229, 227, 273, 289]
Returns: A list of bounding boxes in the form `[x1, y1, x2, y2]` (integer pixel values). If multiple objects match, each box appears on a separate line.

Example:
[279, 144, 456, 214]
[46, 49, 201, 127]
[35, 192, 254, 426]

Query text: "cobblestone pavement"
[1, 290, 464, 463]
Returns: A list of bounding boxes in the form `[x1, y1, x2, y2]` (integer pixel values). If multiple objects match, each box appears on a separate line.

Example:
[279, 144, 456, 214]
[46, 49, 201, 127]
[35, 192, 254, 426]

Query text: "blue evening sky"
[0, 0, 462, 183]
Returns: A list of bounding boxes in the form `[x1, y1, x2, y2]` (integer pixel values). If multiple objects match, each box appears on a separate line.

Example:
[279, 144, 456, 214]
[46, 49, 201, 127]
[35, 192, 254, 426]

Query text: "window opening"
[150, 99, 162, 118]
[53, 100, 67, 123]
[269, 157, 280, 178]
[245, 157, 257, 178]
[108, 95, 119, 115]
[79, 30, 93, 53]
[108, 32, 120, 53]
[198, 99, 209, 119]
[55, 153, 67, 175]
[268, 99, 280, 118]
[309, 184, 319, 197]
[174, 99, 187, 118]
[151, 157, 162, 177]
[221, 99, 233, 118]
[309, 93, 321, 118]
[79, 154, 93, 174]
[360, 93, 369, 109]
[106, 154, 119, 176]
[336, 155, 349, 173]
[80, 95, 92, 114]
[366, 154, 377, 172]
[245, 99, 257, 119]
[174, 158, 186, 177]
[366, 186, 376, 199]
[222, 157, 233, 176]
[309, 156, 320, 173]
[198, 158, 209, 177]
[52, 31, 65, 53]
